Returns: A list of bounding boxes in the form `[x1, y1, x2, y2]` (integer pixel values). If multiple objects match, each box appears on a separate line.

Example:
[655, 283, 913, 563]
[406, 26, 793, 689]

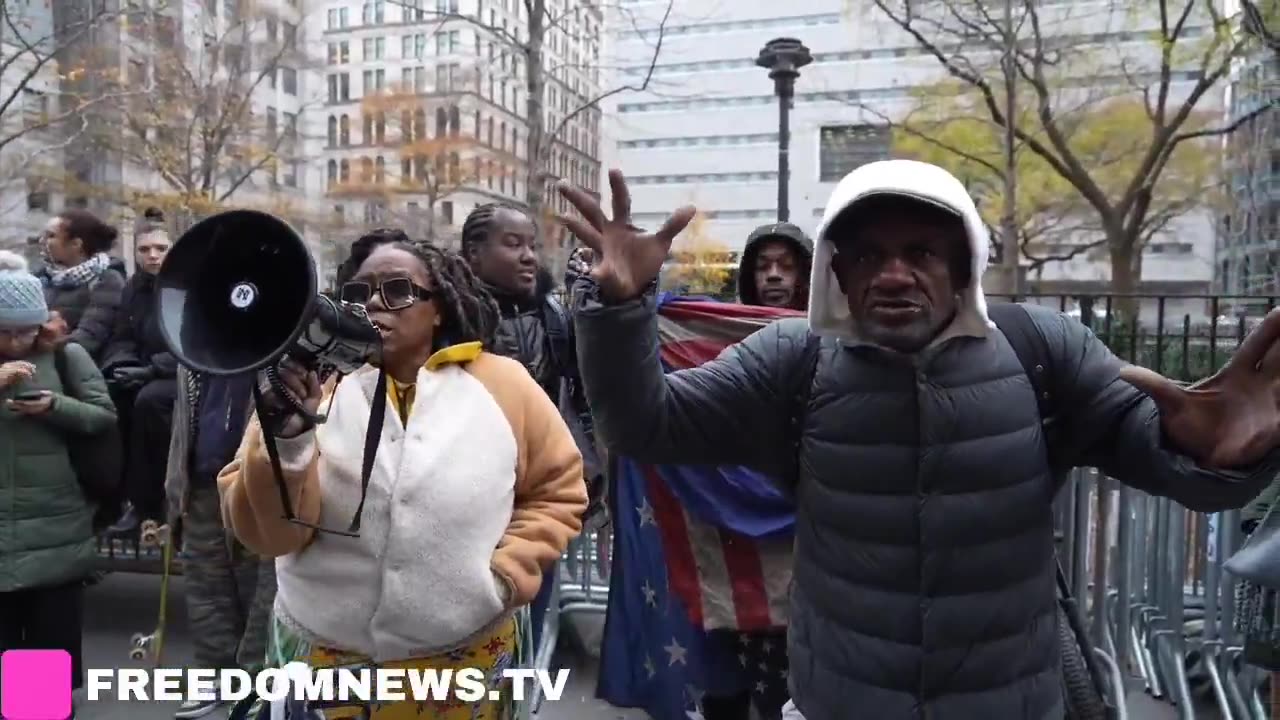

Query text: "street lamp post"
[757, 38, 812, 223]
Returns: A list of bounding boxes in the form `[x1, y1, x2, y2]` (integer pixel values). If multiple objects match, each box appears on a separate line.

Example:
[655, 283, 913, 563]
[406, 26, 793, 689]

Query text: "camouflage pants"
[184, 479, 277, 672]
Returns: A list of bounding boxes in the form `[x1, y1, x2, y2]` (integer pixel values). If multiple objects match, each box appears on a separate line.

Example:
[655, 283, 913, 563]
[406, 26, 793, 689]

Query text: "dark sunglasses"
[339, 277, 433, 310]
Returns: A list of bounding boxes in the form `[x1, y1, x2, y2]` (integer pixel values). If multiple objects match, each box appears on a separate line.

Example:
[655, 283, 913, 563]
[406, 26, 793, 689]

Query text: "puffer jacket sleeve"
[69, 269, 125, 358]
[573, 279, 809, 473]
[39, 342, 117, 435]
[100, 280, 140, 371]
[1030, 305, 1278, 512]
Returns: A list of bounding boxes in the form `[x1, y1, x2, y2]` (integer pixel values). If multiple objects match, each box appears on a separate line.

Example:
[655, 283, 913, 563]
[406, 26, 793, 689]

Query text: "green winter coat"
[0, 342, 117, 592]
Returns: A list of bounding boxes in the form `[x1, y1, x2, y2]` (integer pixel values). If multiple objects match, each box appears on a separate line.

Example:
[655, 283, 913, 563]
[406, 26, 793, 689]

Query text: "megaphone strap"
[350, 369, 389, 533]
[251, 367, 387, 538]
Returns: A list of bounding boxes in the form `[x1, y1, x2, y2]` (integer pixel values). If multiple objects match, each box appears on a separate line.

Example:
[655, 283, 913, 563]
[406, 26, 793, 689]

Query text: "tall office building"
[604, 0, 1223, 294]
[308, 0, 605, 253]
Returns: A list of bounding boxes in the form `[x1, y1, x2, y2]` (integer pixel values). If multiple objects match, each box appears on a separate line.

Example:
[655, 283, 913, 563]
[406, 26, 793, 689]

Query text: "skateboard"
[129, 520, 176, 663]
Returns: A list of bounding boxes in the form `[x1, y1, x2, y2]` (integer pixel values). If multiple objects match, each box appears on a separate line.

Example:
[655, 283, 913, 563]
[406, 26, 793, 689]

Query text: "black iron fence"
[993, 293, 1276, 382]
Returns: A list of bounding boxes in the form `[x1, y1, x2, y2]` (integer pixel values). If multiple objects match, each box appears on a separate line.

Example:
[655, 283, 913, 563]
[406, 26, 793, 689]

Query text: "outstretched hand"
[1119, 308, 1280, 469]
[555, 169, 696, 303]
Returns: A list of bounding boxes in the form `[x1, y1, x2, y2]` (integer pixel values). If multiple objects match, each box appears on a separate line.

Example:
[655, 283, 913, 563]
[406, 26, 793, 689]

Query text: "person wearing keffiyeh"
[33, 209, 126, 362]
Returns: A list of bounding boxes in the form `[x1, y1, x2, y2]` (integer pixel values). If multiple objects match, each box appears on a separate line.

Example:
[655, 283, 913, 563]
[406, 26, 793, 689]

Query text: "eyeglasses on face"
[339, 277, 434, 310]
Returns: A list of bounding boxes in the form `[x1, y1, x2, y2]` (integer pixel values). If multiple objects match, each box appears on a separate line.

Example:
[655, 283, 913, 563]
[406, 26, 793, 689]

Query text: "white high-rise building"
[306, 0, 605, 255]
[603, 0, 1224, 293]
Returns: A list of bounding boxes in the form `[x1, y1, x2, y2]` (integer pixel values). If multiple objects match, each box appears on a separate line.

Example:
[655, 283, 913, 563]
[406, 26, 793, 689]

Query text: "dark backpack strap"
[988, 308, 1112, 712]
[784, 331, 823, 489]
[986, 302, 1057, 424]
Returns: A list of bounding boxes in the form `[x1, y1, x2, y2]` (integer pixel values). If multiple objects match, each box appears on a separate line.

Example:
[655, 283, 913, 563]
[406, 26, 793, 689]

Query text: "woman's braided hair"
[337, 228, 499, 347]
[460, 202, 533, 258]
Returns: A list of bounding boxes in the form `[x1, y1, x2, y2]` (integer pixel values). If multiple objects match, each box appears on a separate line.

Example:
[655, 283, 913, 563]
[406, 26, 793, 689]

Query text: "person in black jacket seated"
[461, 202, 598, 655]
[102, 208, 177, 535]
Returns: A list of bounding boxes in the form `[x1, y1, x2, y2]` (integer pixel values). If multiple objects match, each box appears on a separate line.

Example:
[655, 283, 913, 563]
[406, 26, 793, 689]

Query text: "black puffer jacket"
[34, 262, 126, 361]
[573, 161, 1279, 719]
[101, 271, 177, 377]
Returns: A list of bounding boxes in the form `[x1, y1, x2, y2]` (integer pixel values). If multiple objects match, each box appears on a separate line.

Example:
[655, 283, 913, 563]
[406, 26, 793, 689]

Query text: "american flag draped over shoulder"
[597, 294, 801, 720]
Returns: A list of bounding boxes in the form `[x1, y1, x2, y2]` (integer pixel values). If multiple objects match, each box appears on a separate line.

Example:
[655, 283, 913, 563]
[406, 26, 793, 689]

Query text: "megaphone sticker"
[230, 282, 258, 310]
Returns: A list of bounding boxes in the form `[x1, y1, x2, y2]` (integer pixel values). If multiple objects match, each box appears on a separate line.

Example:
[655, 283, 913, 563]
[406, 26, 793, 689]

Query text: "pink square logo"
[1, 650, 72, 719]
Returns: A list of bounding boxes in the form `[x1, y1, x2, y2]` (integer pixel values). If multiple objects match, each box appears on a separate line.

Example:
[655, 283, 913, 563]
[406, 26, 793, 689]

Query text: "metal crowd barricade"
[1004, 292, 1279, 720]
[94, 532, 183, 576]
[528, 526, 612, 711]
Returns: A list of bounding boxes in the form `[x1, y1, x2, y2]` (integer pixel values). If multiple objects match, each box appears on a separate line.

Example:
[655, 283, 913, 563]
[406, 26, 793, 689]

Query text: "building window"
[328, 73, 350, 103]
[818, 124, 890, 182]
[281, 67, 297, 95]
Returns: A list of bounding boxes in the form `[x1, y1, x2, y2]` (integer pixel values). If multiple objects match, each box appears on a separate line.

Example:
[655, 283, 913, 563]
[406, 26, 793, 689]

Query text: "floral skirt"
[264, 609, 534, 720]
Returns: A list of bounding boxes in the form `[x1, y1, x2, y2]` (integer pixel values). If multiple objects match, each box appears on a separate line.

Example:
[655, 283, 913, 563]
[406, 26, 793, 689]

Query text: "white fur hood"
[806, 159, 994, 344]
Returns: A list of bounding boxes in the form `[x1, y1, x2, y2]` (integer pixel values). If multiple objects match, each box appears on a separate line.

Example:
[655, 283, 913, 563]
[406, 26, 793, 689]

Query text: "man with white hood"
[556, 162, 1280, 720]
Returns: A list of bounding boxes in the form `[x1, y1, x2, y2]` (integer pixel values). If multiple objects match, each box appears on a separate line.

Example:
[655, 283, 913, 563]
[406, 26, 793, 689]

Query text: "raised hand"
[555, 169, 696, 303]
[1119, 307, 1280, 469]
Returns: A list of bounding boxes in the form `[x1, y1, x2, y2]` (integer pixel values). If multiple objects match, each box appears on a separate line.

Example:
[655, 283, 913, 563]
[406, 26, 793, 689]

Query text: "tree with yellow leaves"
[866, 0, 1264, 296]
[889, 83, 1222, 278]
[74, 1, 318, 231]
[331, 82, 512, 246]
[661, 211, 735, 298]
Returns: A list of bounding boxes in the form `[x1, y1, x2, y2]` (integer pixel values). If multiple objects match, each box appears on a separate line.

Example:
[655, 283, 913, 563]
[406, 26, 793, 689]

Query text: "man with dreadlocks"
[219, 232, 587, 720]
[460, 203, 601, 654]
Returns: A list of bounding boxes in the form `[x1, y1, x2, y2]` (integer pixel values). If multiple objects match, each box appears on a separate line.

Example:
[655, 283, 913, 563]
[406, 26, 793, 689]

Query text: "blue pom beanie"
[0, 250, 49, 329]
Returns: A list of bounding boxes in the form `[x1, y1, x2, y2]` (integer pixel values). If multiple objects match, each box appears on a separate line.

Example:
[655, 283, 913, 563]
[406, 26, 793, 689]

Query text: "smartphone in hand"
[13, 390, 45, 402]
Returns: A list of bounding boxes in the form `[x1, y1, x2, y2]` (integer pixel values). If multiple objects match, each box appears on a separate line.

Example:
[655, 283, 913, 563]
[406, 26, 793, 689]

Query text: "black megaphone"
[154, 209, 381, 388]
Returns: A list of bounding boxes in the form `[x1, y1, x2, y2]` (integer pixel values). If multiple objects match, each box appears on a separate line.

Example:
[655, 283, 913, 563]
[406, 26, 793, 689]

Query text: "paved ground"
[74, 572, 1202, 719]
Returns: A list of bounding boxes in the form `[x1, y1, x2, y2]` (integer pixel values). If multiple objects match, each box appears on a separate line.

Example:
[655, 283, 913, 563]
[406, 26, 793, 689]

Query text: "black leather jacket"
[488, 283, 562, 401]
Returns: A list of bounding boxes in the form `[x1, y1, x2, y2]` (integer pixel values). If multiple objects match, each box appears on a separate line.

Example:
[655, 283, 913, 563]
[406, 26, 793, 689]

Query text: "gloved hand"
[112, 365, 155, 390]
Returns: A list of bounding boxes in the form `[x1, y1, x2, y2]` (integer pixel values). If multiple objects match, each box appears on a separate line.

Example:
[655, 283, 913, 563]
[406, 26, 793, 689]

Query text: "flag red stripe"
[658, 338, 728, 369]
[643, 465, 704, 627]
[718, 528, 772, 629]
[661, 299, 805, 322]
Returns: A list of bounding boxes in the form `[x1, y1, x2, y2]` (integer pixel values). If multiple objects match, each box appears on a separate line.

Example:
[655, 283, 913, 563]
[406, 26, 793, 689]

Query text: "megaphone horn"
[154, 209, 381, 381]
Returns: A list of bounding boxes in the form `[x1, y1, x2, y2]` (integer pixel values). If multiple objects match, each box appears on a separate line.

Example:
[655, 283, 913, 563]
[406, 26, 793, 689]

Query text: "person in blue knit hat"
[0, 249, 118, 717]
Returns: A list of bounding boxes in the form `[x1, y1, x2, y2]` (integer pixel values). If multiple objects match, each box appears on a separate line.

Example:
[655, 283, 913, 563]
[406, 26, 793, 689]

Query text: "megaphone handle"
[259, 365, 328, 427]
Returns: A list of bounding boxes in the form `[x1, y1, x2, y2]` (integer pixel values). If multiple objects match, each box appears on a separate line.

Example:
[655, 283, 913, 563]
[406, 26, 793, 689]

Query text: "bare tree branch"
[870, 0, 1253, 297]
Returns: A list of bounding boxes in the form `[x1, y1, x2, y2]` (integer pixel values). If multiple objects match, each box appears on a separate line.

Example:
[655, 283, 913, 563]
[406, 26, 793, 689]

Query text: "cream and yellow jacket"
[217, 343, 587, 662]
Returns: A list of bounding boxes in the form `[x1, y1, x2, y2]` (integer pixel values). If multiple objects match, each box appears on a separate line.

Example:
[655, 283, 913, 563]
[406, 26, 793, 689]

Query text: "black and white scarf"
[44, 252, 110, 289]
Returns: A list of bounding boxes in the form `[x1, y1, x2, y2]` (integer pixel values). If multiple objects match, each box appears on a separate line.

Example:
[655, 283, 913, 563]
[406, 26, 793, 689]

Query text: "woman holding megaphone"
[217, 234, 588, 719]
